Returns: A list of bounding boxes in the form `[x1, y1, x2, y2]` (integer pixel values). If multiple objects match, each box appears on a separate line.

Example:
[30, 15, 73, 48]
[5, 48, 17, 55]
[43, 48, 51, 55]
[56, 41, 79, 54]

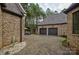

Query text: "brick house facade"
[64, 3, 79, 52]
[38, 24, 67, 36]
[0, 3, 25, 48]
[37, 13, 67, 36]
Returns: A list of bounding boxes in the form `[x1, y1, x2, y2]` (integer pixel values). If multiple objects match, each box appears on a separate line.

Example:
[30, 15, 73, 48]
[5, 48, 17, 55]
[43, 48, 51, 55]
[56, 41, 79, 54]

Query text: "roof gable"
[64, 3, 79, 14]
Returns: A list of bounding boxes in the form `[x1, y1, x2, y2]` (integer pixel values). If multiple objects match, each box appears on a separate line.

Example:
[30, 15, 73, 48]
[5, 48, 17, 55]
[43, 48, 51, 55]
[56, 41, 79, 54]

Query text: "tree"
[46, 8, 53, 16]
[61, 8, 66, 13]
[21, 3, 46, 34]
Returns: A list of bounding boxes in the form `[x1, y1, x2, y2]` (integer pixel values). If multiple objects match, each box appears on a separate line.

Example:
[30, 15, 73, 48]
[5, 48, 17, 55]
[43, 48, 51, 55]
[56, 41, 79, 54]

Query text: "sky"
[39, 3, 71, 12]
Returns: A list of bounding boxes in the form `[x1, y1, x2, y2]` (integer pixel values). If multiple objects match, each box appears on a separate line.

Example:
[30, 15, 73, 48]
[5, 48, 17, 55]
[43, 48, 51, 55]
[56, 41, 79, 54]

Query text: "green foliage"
[21, 3, 46, 33]
[46, 8, 54, 16]
[5, 51, 10, 55]
[62, 38, 69, 47]
[61, 35, 67, 38]
[61, 8, 66, 13]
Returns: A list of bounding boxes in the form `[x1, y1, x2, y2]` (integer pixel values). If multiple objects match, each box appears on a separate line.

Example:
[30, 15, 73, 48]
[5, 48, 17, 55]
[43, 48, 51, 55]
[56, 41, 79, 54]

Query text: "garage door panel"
[48, 28, 58, 35]
[40, 28, 47, 35]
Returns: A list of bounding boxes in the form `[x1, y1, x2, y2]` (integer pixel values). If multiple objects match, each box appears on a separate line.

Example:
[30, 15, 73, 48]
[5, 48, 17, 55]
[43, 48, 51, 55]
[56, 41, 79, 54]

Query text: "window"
[73, 11, 79, 34]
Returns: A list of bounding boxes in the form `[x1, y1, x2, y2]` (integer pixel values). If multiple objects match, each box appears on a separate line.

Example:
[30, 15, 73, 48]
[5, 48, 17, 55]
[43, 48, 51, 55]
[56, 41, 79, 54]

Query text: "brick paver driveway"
[15, 35, 73, 55]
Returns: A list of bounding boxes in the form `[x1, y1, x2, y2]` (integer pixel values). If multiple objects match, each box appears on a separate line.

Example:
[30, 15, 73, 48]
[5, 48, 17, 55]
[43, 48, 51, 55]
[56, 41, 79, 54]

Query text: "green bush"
[60, 35, 67, 38]
[62, 39, 69, 47]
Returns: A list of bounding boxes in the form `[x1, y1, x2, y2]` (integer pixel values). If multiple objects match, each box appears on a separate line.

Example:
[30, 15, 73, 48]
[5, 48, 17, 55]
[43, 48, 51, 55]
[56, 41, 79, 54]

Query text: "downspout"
[21, 14, 26, 42]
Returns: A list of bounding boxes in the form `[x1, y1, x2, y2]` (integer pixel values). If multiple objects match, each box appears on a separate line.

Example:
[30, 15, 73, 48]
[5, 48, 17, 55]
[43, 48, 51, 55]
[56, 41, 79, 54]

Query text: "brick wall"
[0, 6, 2, 48]
[67, 7, 79, 51]
[37, 24, 67, 36]
[0, 7, 23, 48]
[2, 11, 21, 46]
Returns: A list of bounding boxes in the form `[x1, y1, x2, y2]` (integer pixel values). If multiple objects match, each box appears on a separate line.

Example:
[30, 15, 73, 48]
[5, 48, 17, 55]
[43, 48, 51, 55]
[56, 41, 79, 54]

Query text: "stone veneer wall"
[37, 24, 67, 36]
[67, 7, 79, 51]
[2, 11, 21, 46]
[0, 7, 22, 48]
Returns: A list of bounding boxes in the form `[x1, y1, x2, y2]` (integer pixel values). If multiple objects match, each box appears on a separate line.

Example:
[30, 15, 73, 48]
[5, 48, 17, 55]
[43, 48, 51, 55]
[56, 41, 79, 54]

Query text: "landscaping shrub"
[60, 35, 67, 38]
[62, 39, 69, 47]
[5, 51, 10, 55]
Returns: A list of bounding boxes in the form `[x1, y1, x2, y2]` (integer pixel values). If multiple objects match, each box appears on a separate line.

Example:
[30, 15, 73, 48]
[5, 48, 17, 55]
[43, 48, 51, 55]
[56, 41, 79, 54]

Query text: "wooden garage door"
[40, 28, 47, 35]
[48, 28, 58, 35]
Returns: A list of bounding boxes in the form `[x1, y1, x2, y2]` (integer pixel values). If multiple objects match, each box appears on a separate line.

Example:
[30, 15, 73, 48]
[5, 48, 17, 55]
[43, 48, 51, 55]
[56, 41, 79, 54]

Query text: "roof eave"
[0, 3, 6, 7]
[38, 23, 67, 26]
[64, 3, 79, 14]
[2, 8, 23, 17]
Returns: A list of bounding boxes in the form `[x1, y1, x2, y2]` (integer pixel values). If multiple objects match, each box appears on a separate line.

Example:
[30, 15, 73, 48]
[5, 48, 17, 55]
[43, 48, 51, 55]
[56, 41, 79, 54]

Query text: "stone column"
[37, 27, 39, 35]
[0, 5, 2, 48]
[47, 28, 48, 36]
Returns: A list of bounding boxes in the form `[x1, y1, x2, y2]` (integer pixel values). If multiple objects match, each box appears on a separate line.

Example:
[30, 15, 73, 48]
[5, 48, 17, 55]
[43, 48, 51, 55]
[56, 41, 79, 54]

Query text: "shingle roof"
[2, 3, 25, 16]
[64, 3, 79, 14]
[0, 3, 6, 7]
[38, 13, 67, 25]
